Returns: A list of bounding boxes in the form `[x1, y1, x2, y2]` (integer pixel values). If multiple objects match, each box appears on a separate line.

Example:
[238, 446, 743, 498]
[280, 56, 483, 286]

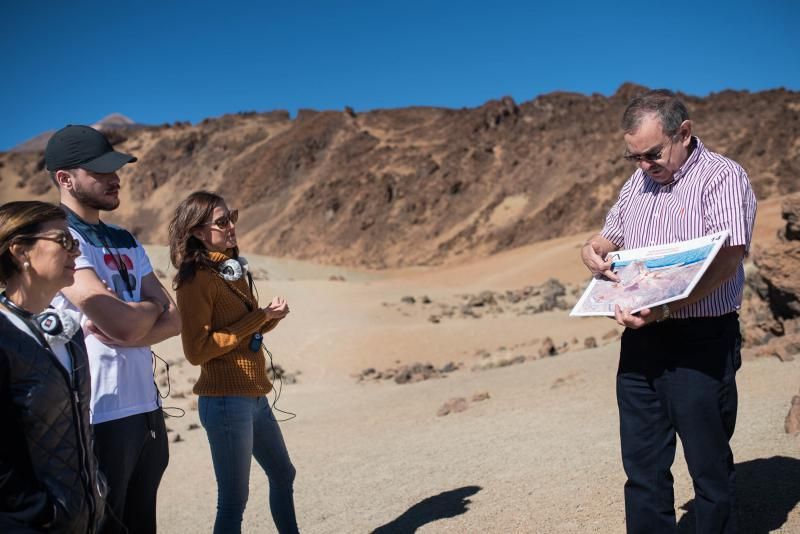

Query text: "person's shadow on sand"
[371, 485, 482, 533]
[677, 456, 800, 533]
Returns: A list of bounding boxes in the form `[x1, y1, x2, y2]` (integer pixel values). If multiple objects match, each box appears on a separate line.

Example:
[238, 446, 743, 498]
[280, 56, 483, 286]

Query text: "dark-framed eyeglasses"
[623, 136, 678, 164]
[203, 209, 239, 230]
[18, 231, 80, 253]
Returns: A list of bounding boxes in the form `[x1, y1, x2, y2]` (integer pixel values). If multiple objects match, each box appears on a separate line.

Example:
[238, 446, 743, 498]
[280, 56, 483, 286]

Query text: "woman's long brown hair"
[168, 191, 237, 289]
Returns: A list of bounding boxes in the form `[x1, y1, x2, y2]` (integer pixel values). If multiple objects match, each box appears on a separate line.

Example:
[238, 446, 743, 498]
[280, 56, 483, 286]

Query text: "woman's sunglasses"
[202, 209, 239, 230]
[19, 231, 80, 253]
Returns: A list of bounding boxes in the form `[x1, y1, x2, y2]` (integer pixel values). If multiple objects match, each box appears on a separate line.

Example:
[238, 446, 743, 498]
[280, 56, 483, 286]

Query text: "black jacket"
[0, 313, 105, 533]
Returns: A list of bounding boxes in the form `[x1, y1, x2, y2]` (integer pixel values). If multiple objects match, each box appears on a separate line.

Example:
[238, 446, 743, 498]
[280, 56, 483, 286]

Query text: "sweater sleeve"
[176, 271, 266, 365]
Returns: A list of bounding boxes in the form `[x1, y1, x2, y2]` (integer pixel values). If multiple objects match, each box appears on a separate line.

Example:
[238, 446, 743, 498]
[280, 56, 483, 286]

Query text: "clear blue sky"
[2, 0, 798, 151]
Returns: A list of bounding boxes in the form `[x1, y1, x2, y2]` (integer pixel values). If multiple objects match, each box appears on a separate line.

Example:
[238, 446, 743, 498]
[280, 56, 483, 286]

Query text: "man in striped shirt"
[581, 90, 756, 534]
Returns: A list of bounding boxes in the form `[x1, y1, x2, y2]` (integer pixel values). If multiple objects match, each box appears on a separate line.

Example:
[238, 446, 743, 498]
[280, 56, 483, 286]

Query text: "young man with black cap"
[46, 125, 182, 534]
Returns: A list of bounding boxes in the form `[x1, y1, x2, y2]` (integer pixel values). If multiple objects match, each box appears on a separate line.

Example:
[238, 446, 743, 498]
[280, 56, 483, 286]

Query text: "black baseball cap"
[45, 124, 137, 173]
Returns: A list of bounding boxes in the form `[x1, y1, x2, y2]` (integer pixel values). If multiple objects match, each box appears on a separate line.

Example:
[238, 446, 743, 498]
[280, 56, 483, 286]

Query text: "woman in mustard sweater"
[168, 191, 298, 534]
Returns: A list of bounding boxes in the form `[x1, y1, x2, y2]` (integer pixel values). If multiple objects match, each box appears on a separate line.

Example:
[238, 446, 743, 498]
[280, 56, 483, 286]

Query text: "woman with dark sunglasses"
[0, 201, 106, 533]
[168, 191, 297, 534]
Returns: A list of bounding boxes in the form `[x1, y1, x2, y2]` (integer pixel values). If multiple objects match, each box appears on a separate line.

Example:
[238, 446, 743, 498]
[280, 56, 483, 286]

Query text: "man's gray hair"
[621, 89, 690, 136]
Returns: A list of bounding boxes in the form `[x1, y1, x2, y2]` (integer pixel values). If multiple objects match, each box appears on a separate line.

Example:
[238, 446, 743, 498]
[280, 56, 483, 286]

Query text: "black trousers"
[93, 409, 169, 534]
[617, 313, 741, 534]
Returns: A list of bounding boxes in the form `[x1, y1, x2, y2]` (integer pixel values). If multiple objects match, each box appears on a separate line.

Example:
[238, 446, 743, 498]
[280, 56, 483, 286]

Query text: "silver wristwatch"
[658, 303, 671, 322]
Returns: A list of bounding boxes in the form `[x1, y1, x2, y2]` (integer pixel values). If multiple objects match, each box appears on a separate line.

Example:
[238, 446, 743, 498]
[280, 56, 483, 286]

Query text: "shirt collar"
[671, 136, 703, 183]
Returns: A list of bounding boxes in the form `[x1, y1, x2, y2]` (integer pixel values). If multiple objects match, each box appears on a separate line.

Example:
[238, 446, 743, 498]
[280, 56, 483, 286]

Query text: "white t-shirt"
[52, 214, 160, 425]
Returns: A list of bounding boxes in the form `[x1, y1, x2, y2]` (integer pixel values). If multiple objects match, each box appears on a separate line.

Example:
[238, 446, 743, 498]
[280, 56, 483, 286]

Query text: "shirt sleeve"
[702, 163, 757, 253]
[134, 238, 154, 278]
[176, 271, 266, 365]
[68, 228, 96, 272]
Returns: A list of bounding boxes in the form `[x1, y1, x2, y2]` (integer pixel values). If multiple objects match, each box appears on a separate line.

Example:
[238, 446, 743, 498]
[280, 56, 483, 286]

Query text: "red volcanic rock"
[744, 194, 800, 346]
[3, 86, 799, 269]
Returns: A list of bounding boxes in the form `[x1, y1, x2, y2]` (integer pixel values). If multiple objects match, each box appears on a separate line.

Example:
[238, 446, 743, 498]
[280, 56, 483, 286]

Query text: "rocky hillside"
[1, 83, 798, 268]
[743, 194, 800, 352]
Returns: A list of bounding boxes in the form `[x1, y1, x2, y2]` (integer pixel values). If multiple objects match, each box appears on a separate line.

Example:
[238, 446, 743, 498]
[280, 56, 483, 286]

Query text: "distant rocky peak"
[92, 113, 137, 130]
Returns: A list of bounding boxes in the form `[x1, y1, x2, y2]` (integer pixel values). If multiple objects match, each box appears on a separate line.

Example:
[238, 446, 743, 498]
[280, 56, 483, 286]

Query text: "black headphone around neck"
[0, 291, 65, 338]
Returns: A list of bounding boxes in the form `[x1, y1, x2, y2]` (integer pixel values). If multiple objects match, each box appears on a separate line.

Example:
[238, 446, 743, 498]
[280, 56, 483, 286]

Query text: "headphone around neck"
[0, 291, 80, 346]
[217, 257, 249, 281]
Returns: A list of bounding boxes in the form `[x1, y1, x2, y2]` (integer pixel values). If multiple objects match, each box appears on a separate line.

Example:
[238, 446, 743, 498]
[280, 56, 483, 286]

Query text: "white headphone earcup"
[219, 259, 243, 281]
[41, 308, 81, 346]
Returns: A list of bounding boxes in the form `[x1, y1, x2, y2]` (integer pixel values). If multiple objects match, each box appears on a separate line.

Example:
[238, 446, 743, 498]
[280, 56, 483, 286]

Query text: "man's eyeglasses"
[623, 136, 678, 164]
[18, 231, 80, 253]
[203, 210, 239, 230]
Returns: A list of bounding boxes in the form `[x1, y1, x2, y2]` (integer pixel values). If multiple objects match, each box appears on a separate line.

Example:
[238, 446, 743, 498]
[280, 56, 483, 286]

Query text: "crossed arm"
[61, 269, 182, 346]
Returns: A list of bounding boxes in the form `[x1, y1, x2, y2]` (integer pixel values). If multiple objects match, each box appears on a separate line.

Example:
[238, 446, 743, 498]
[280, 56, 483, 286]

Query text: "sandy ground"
[149, 202, 799, 533]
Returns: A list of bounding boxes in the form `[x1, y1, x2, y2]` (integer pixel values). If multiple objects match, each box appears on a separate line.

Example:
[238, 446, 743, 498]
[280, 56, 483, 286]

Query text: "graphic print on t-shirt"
[103, 253, 137, 297]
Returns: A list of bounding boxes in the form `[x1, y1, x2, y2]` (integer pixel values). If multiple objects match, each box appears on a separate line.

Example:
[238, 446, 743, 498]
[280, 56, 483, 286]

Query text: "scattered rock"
[171, 391, 186, 399]
[268, 364, 299, 384]
[467, 291, 497, 307]
[749, 334, 800, 362]
[437, 397, 468, 417]
[786, 395, 800, 434]
[357, 361, 461, 384]
[472, 391, 490, 402]
[172, 433, 183, 443]
[440, 362, 458, 373]
[539, 337, 557, 358]
[187, 423, 200, 431]
[602, 329, 620, 341]
[551, 371, 584, 389]
[393, 280, 580, 323]
[584, 337, 598, 349]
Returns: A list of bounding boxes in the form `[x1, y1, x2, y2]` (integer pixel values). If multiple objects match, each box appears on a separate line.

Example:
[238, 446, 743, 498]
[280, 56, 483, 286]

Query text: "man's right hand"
[581, 240, 620, 282]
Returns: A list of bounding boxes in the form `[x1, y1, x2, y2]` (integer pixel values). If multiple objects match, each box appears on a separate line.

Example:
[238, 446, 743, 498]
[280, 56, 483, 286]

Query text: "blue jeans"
[199, 396, 298, 534]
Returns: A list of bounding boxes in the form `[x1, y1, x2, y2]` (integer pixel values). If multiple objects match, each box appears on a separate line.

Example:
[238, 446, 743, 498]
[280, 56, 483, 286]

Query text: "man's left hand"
[84, 319, 122, 346]
[613, 305, 661, 329]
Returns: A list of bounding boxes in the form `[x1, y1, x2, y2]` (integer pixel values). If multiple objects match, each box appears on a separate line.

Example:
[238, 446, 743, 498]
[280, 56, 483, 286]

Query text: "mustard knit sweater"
[176, 251, 273, 397]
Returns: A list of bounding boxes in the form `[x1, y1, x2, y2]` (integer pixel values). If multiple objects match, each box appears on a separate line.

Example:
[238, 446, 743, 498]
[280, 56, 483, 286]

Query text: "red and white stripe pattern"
[601, 137, 757, 318]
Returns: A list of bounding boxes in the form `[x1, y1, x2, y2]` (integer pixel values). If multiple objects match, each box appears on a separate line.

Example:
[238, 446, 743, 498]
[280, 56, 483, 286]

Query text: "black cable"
[262, 343, 296, 422]
[152, 350, 185, 419]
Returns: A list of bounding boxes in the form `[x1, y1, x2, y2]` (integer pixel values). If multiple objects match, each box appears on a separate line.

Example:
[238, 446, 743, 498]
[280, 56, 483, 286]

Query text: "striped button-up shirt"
[601, 137, 757, 318]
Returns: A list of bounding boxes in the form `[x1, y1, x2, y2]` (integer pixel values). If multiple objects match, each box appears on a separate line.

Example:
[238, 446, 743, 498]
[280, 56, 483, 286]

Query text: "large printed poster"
[570, 230, 729, 317]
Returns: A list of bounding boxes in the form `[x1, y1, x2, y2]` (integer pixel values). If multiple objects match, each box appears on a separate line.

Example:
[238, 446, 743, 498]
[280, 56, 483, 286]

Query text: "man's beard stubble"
[70, 182, 120, 211]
